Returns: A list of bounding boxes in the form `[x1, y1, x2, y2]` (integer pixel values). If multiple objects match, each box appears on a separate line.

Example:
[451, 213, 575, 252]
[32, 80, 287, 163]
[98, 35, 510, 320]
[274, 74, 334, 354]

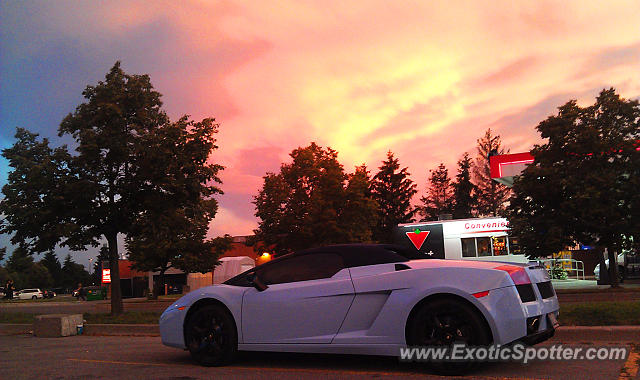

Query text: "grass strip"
[559, 301, 640, 326]
[0, 311, 161, 324]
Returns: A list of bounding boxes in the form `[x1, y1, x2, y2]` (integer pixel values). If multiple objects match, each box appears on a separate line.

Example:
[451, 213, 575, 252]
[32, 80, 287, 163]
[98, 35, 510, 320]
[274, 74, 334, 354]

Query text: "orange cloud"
[3, 0, 639, 236]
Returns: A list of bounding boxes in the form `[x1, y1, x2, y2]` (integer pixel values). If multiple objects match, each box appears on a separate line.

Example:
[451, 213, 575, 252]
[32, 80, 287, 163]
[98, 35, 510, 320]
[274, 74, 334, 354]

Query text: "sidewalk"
[552, 279, 640, 292]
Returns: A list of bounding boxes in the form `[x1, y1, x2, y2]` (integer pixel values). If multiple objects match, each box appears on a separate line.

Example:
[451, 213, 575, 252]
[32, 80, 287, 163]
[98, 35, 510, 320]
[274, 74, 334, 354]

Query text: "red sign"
[102, 269, 111, 284]
[406, 230, 430, 250]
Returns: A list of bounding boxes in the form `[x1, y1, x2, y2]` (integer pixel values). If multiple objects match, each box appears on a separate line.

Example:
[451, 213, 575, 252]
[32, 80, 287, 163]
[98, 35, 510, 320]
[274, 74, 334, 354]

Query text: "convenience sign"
[102, 269, 111, 284]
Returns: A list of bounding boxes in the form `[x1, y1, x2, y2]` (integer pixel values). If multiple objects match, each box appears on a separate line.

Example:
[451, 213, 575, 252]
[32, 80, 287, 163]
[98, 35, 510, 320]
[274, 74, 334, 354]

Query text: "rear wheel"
[407, 298, 491, 375]
[32, 295, 37, 300]
[185, 305, 237, 366]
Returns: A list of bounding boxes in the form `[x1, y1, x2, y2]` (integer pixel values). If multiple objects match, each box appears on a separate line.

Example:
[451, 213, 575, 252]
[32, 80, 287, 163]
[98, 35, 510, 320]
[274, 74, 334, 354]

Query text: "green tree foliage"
[1, 62, 225, 313]
[4, 247, 53, 289]
[40, 251, 63, 287]
[55, 62, 171, 313]
[341, 165, 379, 242]
[370, 151, 418, 242]
[5, 246, 33, 273]
[472, 129, 511, 216]
[0, 267, 9, 286]
[61, 254, 92, 290]
[125, 116, 228, 297]
[419, 163, 454, 221]
[0, 128, 73, 253]
[254, 143, 379, 255]
[452, 152, 477, 219]
[507, 89, 639, 287]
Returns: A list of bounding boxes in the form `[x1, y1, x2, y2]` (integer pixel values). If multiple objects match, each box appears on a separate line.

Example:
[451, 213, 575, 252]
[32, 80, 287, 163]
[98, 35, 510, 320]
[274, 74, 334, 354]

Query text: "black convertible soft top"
[296, 244, 425, 267]
[224, 244, 424, 286]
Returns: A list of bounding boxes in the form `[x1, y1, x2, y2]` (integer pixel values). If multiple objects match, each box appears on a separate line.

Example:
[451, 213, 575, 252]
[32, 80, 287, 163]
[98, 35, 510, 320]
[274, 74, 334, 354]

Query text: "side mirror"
[247, 273, 268, 292]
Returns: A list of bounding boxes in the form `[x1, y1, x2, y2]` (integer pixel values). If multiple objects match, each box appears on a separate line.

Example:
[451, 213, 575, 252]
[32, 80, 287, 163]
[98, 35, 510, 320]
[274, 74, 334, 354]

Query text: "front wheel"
[407, 298, 491, 375]
[185, 305, 237, 366]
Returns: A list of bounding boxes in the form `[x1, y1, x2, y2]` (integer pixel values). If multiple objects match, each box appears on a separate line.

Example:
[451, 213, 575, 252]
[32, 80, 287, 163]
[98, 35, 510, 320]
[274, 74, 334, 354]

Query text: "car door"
[241, 253, 355, 344]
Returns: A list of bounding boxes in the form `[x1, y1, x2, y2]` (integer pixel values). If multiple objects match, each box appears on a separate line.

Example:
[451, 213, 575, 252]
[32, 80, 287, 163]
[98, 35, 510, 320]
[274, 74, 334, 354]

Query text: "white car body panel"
[160, 247, 559, 357]
[242, 268, 354, 344]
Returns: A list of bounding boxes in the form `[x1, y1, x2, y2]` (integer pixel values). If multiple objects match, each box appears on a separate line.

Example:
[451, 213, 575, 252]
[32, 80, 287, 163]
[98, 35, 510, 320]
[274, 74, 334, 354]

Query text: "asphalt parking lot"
[0, 334, 637, 380]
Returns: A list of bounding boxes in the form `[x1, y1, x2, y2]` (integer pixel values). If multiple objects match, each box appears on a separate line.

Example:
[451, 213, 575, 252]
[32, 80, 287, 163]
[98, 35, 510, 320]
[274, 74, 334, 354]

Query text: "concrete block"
[33, 314, 83, 337]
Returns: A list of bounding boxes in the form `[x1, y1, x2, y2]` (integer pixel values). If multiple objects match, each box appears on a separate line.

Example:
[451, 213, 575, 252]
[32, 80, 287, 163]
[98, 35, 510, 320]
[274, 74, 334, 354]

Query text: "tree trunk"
[607, 248, 620, 288]
[107, 232, 124, 315]
[152, 269, 166, 299]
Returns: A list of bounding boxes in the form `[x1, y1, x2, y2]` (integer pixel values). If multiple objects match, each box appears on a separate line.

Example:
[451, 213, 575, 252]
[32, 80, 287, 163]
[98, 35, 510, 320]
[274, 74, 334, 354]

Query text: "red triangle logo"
[406, 230, 430, 250]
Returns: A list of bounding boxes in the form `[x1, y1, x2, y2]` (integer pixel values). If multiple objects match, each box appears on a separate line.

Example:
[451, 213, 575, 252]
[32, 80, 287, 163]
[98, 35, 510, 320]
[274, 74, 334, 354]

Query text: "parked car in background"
[42, 290, 56, 299]
[594, 250, 639, 283]
[15, 289, 44, 300]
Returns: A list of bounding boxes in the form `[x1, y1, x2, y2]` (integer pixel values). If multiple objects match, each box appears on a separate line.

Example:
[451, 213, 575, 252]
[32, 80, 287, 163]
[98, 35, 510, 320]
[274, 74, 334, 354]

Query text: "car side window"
[257, 253, 344, 285]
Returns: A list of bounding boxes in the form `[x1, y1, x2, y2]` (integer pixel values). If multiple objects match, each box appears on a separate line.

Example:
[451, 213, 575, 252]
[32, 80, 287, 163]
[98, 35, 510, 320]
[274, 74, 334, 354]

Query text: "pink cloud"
[3, 1, 640, 238]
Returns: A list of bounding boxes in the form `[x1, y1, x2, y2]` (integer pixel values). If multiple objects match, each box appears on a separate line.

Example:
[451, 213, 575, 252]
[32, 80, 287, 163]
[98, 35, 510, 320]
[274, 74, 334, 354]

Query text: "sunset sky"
[1, 1, 639, 267]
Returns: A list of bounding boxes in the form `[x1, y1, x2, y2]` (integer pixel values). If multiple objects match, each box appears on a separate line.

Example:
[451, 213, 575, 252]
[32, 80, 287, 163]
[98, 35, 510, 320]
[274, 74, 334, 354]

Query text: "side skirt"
[238, 343, 403, 357]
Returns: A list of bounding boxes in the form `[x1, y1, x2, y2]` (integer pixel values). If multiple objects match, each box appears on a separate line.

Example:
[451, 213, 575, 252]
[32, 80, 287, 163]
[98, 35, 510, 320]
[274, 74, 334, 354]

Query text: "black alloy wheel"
[185, 304, 237, 366]
[407, 298, 491, 375]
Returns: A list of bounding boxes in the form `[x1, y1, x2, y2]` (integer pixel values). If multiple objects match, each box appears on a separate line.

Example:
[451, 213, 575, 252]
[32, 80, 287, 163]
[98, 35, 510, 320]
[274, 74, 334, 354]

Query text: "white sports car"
[160, 244, 559, 369]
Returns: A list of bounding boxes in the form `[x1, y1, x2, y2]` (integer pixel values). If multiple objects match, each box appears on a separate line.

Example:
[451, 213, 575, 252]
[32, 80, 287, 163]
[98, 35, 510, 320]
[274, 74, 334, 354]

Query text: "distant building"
[145, 235, 261, 294]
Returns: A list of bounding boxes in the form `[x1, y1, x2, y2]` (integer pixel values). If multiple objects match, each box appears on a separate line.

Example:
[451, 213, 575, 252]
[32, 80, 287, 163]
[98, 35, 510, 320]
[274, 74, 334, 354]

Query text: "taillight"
[495, 264, 531, 285]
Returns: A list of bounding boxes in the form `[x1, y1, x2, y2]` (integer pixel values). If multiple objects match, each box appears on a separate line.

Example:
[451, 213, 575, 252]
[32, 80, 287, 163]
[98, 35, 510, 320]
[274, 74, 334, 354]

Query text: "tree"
[341, 165, 379, 242]
[507, 89, 639, 287]
[4, 247, 53, 289]
[0, 247, 6, 262]
[1, 62, 224, 313]
[472, 129, 511, 216]
[125, 116, 228, 297]
[5, 246, 34, 274]
[419, 163, 454, 221]
[40, 251, 63, 287]
[254, 143, 379, 254]
[92, 245, 111, 286]
[452, 152, 477, 219]
[0, 128, 74, 253]
[55, 62, 172, 313]
[370, 151, 418, 242]
[61, 254, 91, 290]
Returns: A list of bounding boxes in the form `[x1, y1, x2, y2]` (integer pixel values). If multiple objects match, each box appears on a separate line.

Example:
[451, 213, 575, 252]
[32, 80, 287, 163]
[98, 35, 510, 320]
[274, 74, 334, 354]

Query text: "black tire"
[407, 298, 491, 375]
[185, 304, 238, 366]
[32, 296, 37, 300]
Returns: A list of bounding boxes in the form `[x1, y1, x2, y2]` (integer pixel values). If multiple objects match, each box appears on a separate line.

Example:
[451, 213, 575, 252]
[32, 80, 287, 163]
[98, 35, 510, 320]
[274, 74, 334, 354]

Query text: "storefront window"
[477, 237, 491, 256]
[462, 238, 476, 257]
[492, 236, 507, 256]
[508, 236, 521, 255]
